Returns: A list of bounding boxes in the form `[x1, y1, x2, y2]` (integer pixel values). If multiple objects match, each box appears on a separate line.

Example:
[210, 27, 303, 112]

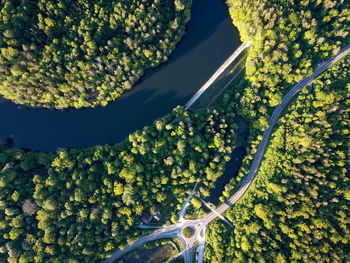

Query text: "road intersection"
[105, 44, 350, 263]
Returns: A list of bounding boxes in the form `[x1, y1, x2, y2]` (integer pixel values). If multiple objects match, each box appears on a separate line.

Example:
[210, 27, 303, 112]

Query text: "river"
[0, 0, 240, 152]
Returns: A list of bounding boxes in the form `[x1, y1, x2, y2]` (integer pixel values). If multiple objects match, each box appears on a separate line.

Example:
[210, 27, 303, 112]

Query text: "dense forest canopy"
[205, 55, 350, 262]
[0, 0, 192, 108]
[0, 91, 240, 262]
[1, 0, 350, 262]
[204, 0, 350, 261]
[228, 0, 349, 124]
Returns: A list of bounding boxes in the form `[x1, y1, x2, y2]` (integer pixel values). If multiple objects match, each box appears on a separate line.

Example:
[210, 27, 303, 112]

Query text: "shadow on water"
[206, 116, 249, 205]
[0, 0, 240, 152]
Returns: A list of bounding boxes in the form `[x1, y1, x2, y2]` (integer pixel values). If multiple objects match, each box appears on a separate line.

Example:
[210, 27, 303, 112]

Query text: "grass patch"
[172, 238, 185, 252]
[183, 227, 195, 238]
[170, 255, 185, 263]
[118, 239, 180, 263]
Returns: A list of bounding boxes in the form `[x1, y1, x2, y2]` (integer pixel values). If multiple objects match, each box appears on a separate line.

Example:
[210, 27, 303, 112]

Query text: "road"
[194, 240, 205, 263]
[105, 43, 350, 263]
[205, 42, 350, 219]
[104, 225, 183, 263]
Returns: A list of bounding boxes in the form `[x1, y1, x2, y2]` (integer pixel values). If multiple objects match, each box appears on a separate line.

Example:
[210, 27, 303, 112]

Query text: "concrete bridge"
[105, 43, 350, 263]
[184, 41, 252, 110]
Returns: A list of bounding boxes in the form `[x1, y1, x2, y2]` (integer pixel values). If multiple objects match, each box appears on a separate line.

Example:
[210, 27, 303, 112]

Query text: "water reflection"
[207, 117, 249, 205]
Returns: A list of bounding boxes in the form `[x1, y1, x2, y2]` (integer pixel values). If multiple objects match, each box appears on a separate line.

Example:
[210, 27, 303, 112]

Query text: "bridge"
[184, 41, 252, 110]
[105, 43, 350, 263]
[196, 196, 234, 229]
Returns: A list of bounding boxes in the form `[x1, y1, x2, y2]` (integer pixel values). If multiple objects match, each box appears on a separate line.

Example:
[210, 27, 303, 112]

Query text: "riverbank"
[0, 0, 240, 152]
[206, 116, 248, 205]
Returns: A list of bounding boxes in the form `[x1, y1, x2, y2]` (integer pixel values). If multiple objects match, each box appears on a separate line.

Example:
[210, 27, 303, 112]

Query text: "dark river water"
[0, 0, 240, 152]
[207, 117, 248, 205]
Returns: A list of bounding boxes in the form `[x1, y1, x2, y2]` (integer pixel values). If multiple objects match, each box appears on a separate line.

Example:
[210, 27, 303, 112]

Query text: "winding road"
[105, 43, 350, 263]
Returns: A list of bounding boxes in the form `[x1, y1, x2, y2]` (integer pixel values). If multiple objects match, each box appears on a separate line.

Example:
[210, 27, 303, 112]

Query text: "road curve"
[202, 43, 350, 221]
[105, 220, 200, 263]
[104, 226, 181, 263]
[105, 43, 350, 263]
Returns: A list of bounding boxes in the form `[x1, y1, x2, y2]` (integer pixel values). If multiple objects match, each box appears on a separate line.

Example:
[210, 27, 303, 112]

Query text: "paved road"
[105, 225, 183, 263]
[197, 196, 234, 228]
[203, 42, 350, 219]
[183, 248, 193, 263]
[105, 220, 201, 263]
[195, 241, 205, 263]
[105, 43, 350, 263]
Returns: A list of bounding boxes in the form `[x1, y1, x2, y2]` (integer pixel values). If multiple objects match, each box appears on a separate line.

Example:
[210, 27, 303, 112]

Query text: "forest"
[0, 0, 192, 108]
[204, 0, 350, 261]
[228, 0, 349, 126]
[205, 54, 350, 262]
[0, 94, 240, 262]
[0, 0, 350, 261]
